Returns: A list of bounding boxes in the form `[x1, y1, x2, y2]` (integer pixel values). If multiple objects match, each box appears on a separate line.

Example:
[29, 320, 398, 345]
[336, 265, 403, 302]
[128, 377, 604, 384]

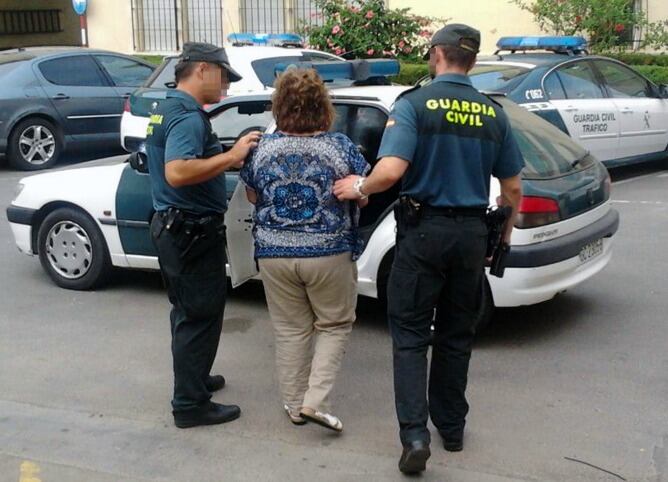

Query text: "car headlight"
[13, 182, 25, 202]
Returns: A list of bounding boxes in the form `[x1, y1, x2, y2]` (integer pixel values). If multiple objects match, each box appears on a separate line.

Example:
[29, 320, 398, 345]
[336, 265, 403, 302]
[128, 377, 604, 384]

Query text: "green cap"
[181, 42, 242, 82]
[423, 24, 481, 60]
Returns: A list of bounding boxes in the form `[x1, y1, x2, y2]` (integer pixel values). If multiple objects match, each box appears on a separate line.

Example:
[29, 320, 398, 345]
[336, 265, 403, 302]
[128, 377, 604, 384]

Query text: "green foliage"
[391, 62, 429, 85]
[633, 65, 668, 85]
[136, 55, 164, 65]
[606, 52, 668, 67]
[302, 0, 446, 62]
[509, 0, 668, 52]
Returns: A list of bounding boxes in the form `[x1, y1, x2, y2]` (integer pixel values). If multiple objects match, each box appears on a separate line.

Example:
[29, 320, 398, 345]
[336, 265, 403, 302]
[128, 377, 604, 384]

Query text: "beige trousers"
[258, 252, 357, 413]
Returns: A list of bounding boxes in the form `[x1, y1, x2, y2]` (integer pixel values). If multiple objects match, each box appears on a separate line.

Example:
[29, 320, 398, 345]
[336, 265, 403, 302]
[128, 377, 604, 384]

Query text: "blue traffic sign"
[72, 0, 87, 15]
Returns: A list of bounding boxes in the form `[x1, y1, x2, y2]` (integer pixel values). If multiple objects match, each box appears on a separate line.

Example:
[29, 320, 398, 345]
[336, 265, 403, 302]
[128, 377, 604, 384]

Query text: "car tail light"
[123, 98, 131, 112]
[515, 196, 561, 228]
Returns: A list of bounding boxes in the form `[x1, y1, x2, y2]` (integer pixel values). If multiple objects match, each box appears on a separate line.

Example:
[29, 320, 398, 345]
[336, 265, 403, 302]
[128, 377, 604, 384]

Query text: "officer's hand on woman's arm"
[498, 174, 522, 243]
[333, 156, 409, 201]
[165, 131, 262, 188]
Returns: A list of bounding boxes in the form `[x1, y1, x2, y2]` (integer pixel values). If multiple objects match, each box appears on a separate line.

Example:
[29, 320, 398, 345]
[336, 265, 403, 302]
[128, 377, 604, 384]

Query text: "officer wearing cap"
[334, 24, 524, 473]
[146, 42, 261, 428]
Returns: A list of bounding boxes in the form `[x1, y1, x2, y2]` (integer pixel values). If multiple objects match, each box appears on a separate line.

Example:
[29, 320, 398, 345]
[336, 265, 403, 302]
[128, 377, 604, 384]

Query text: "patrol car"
[120, 34, 342, 153]
[6, 59, 619, 322]
[420, 36, 668, 167]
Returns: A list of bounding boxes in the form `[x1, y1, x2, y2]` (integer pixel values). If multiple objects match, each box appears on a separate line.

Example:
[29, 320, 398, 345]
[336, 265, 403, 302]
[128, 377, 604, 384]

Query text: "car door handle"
[620, 108, 634, 114]
[52, 93, 70, 100]
[563, 106, 578, 112]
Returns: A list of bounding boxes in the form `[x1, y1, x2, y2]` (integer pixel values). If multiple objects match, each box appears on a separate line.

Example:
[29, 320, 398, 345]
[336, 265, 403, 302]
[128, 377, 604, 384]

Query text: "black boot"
[438, 430, 464, 452]
[398, 440, 431, 474]
[173, 401, 240, 429]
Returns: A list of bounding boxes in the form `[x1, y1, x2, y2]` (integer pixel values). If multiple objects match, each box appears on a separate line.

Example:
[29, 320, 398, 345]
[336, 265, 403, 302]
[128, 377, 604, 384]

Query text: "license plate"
[579, 239, 603, 264]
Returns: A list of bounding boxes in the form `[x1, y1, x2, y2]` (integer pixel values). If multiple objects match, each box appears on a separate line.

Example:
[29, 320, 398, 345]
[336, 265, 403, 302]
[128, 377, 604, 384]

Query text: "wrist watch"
[353, 176, 368, 200]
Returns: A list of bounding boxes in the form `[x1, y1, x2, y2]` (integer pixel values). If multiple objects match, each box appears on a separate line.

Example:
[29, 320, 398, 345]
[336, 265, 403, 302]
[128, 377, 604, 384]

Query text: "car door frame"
[541, 58, 622, 163]
[91, 53, 156, 102]
[117, 94, 274, 271]
[34, 52, 124, 142]
[589, 57, 668, 159]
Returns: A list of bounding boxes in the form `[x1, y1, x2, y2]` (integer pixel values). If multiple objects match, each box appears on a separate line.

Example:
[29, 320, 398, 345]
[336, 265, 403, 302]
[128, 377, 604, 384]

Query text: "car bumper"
[489, 209, 619, 307]
[120, 112, 149, 152]
[7, 205, 37, 255]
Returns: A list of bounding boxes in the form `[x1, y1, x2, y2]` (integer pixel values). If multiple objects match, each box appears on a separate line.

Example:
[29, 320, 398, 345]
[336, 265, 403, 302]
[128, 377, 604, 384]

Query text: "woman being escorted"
[240, 68, 369, 432]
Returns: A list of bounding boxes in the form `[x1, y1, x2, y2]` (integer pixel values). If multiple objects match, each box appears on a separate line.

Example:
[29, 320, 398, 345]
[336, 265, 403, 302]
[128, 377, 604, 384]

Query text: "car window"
[147, 57, 178, 88]
[496, 97, 592, 178]
[553, 61, 604, 100]
[469, 64, 531, 92]
[95, 55, 154, 87]
[543, 72, 567, 100]
[594, 60, 651, 98]
[331, 103, 395, 227]
[39, 55, 108, 87]
[210, 102, 274, 142]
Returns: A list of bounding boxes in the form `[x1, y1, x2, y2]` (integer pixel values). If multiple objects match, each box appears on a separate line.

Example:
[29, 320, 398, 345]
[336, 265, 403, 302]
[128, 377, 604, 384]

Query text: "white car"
[420, 36, 668, 167]
[7, 62, 619, 322]
[120, 46, 342, 153]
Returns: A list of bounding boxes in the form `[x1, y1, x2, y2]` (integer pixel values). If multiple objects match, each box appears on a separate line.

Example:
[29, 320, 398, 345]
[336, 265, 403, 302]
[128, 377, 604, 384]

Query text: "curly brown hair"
[272, 68, 335, 134]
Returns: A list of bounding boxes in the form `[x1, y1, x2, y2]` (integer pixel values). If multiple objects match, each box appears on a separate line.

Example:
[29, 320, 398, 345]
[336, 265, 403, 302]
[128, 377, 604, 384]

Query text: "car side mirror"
[660, 84, 668, 99]
[128, 151, 149, 174]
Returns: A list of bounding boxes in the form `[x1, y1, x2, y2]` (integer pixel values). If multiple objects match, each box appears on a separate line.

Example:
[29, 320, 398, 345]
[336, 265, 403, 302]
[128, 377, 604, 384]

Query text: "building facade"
[0, 0, 81, 50]
[2, 1, 665, 55]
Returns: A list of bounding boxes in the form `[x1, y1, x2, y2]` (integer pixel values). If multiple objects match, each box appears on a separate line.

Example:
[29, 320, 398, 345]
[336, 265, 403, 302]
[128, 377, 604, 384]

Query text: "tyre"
[475, 277, 495, 333]
[37, 208, 111, 290]
[8, 117, 61, 171]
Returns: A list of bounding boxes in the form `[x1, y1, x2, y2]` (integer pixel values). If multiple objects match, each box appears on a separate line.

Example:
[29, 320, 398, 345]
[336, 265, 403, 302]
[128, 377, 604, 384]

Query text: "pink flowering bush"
[302, 0, 446, 60]
[510, 0, 668, 52]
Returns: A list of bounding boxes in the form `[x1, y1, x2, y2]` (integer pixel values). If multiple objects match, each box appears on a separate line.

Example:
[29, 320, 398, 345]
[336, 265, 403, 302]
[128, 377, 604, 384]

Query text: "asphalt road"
[0, 156, 667, 482]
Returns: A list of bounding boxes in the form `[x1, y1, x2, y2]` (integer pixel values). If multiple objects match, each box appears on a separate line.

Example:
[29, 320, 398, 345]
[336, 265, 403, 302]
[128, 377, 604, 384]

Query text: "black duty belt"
[422, 206, 487, 218]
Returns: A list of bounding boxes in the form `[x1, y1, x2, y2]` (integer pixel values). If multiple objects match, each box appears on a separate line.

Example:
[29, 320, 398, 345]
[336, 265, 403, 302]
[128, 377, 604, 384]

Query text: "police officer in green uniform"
[146, 42, 260, 428]
[334, 25, 524, 473]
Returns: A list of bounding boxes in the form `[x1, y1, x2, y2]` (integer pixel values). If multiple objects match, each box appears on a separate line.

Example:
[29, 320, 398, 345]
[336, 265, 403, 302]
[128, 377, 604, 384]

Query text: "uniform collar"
[167, 89, 203, 110]
[432, 73, 472, 86]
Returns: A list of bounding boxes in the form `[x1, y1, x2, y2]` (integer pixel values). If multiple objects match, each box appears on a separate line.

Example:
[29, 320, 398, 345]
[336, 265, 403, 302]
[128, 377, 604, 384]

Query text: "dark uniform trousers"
[150, 212, 227, 412]
[387, 213, 488, 446]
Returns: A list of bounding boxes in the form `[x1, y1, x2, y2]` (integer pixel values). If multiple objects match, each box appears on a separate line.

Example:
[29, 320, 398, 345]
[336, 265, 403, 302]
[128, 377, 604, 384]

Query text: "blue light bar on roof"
[227, 32, 304, 47]
[274, 59, 400, 82]
[496, 36, 588, 52]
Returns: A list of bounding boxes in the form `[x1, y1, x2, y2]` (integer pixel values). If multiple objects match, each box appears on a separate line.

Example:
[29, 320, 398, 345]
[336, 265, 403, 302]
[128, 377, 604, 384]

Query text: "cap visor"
[223, 64, 243, 82]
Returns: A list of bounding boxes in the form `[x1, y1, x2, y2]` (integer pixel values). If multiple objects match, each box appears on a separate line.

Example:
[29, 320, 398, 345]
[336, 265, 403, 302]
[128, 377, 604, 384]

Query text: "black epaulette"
[395, 84, 422, 101]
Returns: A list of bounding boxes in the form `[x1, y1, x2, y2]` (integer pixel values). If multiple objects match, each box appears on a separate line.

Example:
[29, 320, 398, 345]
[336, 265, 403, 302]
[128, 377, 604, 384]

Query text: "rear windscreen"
[146, 57, 178, 88]
[470, 64, 531, 92]
[497, 97, 594, 178]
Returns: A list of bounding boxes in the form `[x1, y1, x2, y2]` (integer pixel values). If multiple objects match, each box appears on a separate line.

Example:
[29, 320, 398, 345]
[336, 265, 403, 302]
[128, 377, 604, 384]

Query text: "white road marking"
[612, 200, 667, 205]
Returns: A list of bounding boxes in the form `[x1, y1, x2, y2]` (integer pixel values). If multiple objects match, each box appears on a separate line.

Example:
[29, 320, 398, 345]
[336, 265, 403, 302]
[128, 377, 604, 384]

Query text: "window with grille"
[0, 9, 62, 35]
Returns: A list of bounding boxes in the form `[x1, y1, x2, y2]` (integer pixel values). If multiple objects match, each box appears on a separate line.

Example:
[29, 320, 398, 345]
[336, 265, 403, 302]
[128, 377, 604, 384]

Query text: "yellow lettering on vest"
[487, 106, 497, 118]
[475, 115, 483, 127]
[471, 102, 482, 114]
[451, 99, 461, 112]
[426, 99, 438, 110]
[149, 114, 164, 125]
[457, 113, 469, 124]
[146, 125, 154, 136]
[446, 110, 456, 123]
[439, 98, 450, 109]
[461, 101, 470, 113]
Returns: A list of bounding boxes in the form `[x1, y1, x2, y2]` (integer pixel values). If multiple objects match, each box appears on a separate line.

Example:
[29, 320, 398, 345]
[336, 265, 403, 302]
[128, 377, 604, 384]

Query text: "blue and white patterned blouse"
[240, 132, 370, 260]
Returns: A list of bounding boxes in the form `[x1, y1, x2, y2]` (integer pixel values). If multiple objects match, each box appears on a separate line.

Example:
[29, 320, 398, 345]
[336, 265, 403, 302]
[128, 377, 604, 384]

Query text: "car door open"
[225, 182, 258, 287]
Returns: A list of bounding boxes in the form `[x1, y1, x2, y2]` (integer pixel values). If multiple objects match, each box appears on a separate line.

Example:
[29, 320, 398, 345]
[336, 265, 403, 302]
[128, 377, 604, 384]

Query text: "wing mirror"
[660, 84, 668, 99]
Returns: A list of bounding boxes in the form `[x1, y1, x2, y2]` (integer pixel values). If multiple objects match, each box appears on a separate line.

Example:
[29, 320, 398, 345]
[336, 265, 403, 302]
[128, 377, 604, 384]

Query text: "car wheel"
[37, 208, 111, 290]
[475, 277, 495, 333]
[8, 118, 61, 171]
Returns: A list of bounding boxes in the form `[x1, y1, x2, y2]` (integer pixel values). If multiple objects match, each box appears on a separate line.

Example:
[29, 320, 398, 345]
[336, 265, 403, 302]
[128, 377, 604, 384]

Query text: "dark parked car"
[0, 47, 155, 170]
